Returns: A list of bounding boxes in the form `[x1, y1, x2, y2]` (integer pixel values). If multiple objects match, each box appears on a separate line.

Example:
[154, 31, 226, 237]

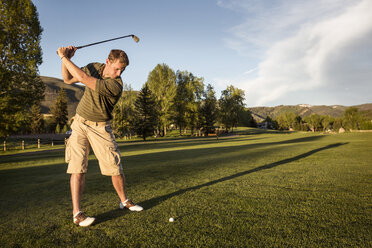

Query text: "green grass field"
[0, 129, 371, 247]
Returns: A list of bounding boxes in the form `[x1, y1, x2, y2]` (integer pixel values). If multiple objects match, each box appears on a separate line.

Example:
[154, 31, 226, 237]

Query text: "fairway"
[0, 130, 371, 247]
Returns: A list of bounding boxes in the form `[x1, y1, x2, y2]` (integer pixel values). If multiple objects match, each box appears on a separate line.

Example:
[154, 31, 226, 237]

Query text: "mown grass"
[0, 129, 371, 247]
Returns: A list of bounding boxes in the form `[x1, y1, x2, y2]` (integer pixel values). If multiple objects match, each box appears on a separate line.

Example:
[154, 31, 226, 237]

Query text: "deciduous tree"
[174, 71, 204, 135]
[112, 84, 137, 138]
[218, 85, 245, 132]
[0, 0, 44, 136]
[146, 64, 176, 136]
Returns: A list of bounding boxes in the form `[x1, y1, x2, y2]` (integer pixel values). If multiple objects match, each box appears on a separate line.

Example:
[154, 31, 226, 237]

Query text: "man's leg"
[111, 174, 127, 202]
[70, 173, 85, 215]
[112, 174, 143, 211]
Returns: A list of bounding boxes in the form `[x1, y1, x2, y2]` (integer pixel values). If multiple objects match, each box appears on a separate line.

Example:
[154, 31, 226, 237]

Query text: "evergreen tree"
[218, 85, 245, 132]
[30, 104, 44, 134]
[200, 84, 218, 135]
[134, 84, 158, 141]
[62, 124, 68, 134]
[0, 0, 44, 136]
[55, 123, 61, 134]
[50, 88, 68, 132]
[146, 64, 176, 136]
[239, 109, 257, 128]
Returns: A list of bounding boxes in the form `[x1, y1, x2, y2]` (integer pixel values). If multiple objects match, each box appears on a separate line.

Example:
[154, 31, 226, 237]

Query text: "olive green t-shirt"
[76, 62, 123, 122]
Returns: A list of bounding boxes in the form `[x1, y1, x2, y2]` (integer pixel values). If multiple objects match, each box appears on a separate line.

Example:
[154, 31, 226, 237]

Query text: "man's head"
[104, 49, 129, 79]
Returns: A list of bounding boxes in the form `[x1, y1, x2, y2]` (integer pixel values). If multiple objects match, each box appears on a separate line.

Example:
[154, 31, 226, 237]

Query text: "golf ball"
[169, 217, 174, 222]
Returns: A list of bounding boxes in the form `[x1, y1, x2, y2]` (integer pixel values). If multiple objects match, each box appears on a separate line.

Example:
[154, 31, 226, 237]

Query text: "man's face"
[105, 59, 126, 79]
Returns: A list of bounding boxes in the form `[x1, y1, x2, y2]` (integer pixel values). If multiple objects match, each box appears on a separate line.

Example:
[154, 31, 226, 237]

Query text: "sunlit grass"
[0, 130, 371, 247]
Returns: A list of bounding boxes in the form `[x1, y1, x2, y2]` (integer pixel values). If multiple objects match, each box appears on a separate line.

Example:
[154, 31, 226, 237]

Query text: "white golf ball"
[169, 217, 174, 222]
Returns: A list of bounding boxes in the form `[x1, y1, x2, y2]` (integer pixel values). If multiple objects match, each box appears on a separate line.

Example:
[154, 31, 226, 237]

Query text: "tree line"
[111, 64, 253, 140]
[266, 107, 372, 132]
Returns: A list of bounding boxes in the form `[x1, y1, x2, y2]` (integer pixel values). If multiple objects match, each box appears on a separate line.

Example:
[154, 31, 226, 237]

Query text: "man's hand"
[57, 46, 77, 59]
[66, 46, 77, 59]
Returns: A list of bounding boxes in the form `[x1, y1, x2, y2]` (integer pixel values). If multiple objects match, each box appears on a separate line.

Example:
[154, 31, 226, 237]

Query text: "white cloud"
[218, 0, 372, 106]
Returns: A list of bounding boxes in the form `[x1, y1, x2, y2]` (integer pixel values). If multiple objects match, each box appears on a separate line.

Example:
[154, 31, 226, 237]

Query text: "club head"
[132, 35, 140, 43]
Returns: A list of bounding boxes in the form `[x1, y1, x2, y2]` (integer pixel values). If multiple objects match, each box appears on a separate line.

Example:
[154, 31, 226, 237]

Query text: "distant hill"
[40, 76, 85, 119]
[40, 76, 372, 122]
[248, 103, 372, 122]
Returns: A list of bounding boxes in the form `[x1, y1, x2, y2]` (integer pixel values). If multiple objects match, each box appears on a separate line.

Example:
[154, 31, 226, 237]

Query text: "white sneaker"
[73, 211, 95, 227]
[120, 199, 143, 212]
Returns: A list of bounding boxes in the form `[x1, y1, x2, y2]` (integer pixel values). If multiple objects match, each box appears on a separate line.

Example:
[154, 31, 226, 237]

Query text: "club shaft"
[76, 34, 134, 49]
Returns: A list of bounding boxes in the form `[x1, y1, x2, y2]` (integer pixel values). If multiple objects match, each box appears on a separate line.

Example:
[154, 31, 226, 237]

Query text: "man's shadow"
[95, 142, 347, 225]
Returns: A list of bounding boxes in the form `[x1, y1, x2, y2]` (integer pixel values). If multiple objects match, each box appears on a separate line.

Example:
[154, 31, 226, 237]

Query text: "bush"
[360, 120, 372, 130]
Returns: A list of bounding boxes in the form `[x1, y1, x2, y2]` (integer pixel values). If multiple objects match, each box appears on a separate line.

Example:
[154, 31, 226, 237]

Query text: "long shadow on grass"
[95, 142, 347, 224]
[139, 143, 347, 208]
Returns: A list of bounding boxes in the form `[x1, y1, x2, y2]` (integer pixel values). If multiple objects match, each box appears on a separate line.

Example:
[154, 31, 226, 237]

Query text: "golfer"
[57, 46, 143, 227]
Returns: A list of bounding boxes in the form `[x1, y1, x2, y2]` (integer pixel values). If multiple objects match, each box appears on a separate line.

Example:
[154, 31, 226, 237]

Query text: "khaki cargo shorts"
[65, 114, 123, 176]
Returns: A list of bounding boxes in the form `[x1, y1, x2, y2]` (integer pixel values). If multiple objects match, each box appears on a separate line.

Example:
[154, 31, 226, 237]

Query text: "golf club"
[57, 34, 139, 54]
[75, 34, 140, 49]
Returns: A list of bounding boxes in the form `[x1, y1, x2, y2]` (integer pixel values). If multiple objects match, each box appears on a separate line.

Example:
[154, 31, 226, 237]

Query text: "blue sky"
[33, 0, 372, 107]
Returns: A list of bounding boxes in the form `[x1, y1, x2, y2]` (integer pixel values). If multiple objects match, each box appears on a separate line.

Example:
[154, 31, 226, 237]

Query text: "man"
[57, 46, 143, 227]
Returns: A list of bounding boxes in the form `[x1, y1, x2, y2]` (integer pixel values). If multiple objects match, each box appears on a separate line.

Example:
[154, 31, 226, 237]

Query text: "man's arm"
[57, 46, 97, 90]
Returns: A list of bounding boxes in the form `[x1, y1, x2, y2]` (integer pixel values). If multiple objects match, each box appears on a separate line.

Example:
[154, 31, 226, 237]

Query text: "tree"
[134, 84, 158, 141]
[174, 71, 204, 135]
[321, 115, 335, 131]
[239, 109, 257, 128]
[304, 114, 322, 132]
[146, 64, 176, 137]
[332, 117, 343, 132]
[276, 112, 298, 130]
[112, 84, 137, 138]
[0, 0, 44, 136]
[218, 85, 245, 132]
[200, 84, 218, 135]
[50, 88, 68, 132]
[343, 107, 361, 131]
[30, 104, 44, 134]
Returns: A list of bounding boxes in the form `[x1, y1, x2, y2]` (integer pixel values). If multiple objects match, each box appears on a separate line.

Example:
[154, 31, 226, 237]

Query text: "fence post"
[64, 138, 67, 146]
[38, 139, 40, 149]
[22, 140, 25, 150]
[3, 141, 6, 151]
[51, 139, 54, 147]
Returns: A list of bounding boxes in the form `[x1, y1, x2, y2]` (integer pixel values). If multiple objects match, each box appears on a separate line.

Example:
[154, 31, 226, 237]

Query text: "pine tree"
[0, 0, 44, 136]
[30, 104, 44, 134]
[134, 84, 158, 141]
[50, 88, 68, 132]
[200, 84, 218, 135]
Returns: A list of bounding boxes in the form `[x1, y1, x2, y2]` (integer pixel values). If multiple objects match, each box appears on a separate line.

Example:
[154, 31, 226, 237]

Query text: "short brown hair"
[108, 49, 129, 66]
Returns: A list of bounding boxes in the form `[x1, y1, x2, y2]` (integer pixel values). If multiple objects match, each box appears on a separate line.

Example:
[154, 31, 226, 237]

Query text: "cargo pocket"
[106, 145, 121, 167]
[65, 138, 71, 163]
